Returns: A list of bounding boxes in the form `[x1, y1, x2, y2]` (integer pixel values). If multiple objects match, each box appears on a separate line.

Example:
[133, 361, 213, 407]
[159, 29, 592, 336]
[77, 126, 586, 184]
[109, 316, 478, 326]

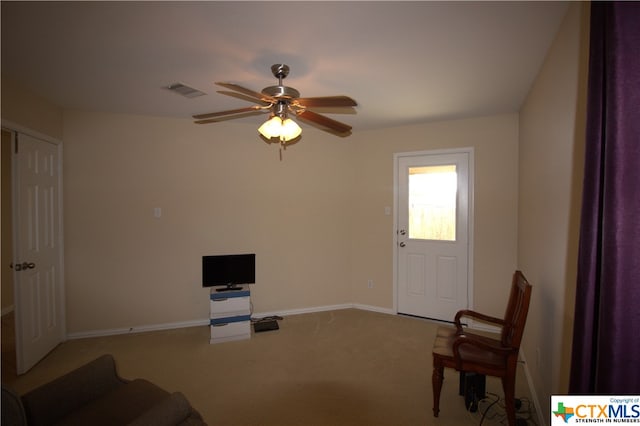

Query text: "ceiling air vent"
[164, 82, 206, 98]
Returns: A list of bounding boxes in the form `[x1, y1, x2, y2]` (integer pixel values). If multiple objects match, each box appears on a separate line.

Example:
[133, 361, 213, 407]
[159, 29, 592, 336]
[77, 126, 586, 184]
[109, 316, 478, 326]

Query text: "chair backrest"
[500, 270, 532, 349]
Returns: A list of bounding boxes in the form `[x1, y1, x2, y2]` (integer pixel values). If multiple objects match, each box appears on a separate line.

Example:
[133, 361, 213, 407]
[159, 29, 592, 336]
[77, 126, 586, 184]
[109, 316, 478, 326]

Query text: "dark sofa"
[1, 354, 206, 426]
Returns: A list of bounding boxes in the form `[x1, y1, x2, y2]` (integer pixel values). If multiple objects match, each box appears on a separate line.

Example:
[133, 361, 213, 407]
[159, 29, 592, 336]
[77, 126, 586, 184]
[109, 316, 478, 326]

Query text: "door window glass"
[408, 165, 457, 241]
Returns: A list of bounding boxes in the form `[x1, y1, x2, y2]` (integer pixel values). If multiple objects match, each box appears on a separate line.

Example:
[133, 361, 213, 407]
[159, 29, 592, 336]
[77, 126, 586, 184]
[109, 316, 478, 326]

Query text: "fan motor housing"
[262, 85, 300, 99]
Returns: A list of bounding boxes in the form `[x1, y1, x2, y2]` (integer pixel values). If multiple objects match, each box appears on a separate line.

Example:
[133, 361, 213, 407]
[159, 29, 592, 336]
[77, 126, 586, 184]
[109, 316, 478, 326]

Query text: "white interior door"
[13, 132, 65, 374]
[395, 150, 472, 322]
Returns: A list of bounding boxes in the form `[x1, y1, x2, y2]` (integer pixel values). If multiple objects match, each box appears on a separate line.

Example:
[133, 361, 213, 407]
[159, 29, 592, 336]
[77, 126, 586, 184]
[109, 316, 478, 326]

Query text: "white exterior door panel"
[395, 150, 472, 322]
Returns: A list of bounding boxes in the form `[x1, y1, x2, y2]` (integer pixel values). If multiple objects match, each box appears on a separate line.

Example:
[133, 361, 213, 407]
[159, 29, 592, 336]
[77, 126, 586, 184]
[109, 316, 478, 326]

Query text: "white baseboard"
[352, 303, 395, 315]
[66, 303, 393, 340]
[253, 303, 354, 319]
[519, 350, 545, 426]
[254, 303, 394, 319]
[66, 319, 208, 340]
[465, 319, 501, 334]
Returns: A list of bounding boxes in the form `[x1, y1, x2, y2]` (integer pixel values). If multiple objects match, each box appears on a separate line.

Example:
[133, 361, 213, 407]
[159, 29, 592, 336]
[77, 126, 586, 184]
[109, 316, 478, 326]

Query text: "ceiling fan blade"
[193, 106, 262, 120]
[215, 82, 275, 103]
[300, 106, 357, 115]
[217, 91, 272, 106]
[294, 96, 357, 108]
[194, 110, 267, 124]
[296, 109, 352, 135]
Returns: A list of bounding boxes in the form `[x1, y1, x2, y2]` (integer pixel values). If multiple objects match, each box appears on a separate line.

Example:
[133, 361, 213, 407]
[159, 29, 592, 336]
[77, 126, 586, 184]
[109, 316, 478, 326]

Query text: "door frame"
[2, 120, 66, 374]
[392, 148, 474, 318]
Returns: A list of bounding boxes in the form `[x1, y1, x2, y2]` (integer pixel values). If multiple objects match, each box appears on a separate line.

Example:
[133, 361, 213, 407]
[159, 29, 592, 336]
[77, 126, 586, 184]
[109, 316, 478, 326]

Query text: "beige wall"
[60, 110, 520, 334]
[350, 115, 519, 317]
[518, 1, 588, 417]
[62, 111, 356, 333]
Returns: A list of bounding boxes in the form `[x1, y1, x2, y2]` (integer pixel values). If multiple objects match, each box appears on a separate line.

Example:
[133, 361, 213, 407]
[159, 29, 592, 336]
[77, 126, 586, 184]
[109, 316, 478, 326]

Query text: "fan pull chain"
[279, 138, 287, 161]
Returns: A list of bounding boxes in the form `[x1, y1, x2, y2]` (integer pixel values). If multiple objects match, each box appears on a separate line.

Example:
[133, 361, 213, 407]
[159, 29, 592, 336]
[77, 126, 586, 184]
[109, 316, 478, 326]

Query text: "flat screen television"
[202, 253, 255, 292]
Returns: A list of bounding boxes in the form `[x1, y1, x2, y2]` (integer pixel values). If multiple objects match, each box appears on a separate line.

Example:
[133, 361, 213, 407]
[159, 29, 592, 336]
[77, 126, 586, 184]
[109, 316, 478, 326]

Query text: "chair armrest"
[454, 309, 505, 333]
[22, 355, 127, 426]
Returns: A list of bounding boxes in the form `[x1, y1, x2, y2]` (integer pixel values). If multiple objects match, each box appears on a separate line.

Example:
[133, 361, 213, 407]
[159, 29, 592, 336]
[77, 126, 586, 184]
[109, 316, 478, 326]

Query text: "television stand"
[216, 286, 243, 292]
[209, 286, 251, 344]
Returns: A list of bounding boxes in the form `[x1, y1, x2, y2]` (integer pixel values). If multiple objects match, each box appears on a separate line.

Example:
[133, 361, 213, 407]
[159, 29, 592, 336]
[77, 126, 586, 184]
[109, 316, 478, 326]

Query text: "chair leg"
[502, 375, 516, 426]
[432, 363, 444, 417]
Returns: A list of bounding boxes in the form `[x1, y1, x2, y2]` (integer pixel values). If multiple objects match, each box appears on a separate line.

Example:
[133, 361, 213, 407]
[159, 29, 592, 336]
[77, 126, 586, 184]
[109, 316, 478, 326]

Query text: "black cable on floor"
[478, 392, 501, 425]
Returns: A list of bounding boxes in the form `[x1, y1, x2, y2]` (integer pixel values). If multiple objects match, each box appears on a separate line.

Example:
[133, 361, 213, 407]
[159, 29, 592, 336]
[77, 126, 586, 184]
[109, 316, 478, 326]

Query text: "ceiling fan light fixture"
[280, 118, 302, 141]
[258, 116, 302, 142]
[258, 116, 284, 139]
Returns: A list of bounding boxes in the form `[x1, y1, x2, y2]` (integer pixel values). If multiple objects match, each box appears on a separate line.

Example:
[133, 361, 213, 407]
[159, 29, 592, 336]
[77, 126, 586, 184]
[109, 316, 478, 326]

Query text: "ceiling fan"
[193, 64, 357, 144]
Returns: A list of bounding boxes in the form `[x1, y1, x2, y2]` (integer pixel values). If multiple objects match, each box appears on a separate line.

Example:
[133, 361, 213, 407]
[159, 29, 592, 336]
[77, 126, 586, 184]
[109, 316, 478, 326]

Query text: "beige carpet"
[3, 309, 538, 425]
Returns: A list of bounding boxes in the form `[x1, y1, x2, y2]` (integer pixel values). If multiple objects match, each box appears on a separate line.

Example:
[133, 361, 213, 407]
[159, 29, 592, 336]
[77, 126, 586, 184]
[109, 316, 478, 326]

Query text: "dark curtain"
[569, 1, 640, 393]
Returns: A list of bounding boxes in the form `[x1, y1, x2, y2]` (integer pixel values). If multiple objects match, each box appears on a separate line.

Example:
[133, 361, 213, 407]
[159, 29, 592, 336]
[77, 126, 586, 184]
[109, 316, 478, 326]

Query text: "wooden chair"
[431, 270, 532, 426]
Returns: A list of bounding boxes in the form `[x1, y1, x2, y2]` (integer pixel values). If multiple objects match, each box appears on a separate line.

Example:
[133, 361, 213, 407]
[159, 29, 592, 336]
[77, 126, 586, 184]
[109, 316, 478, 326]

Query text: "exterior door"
[13, 132, 65, 374]
[395, 149, 472, 322]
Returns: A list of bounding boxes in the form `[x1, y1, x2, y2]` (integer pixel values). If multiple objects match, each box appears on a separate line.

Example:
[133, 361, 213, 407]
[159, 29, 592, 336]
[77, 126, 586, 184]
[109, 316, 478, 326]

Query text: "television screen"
[202, 254, 255, 290]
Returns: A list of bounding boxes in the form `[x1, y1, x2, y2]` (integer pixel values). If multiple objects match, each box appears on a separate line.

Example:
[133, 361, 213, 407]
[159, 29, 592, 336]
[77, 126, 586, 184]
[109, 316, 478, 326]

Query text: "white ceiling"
[1, 1, 569, 133]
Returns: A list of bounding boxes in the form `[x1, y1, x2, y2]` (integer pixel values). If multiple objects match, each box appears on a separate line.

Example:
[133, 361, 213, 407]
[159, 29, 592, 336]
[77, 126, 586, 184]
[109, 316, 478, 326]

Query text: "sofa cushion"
[53, 379, 170, 426]
[22, 355, 127, 426]
[128, 392, 203, 426]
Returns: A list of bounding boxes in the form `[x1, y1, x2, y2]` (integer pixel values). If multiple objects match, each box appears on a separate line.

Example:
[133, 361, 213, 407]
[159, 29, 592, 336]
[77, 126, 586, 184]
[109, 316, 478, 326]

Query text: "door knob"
[13, 262, 35, 271]
[399, 242, 406, 247]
